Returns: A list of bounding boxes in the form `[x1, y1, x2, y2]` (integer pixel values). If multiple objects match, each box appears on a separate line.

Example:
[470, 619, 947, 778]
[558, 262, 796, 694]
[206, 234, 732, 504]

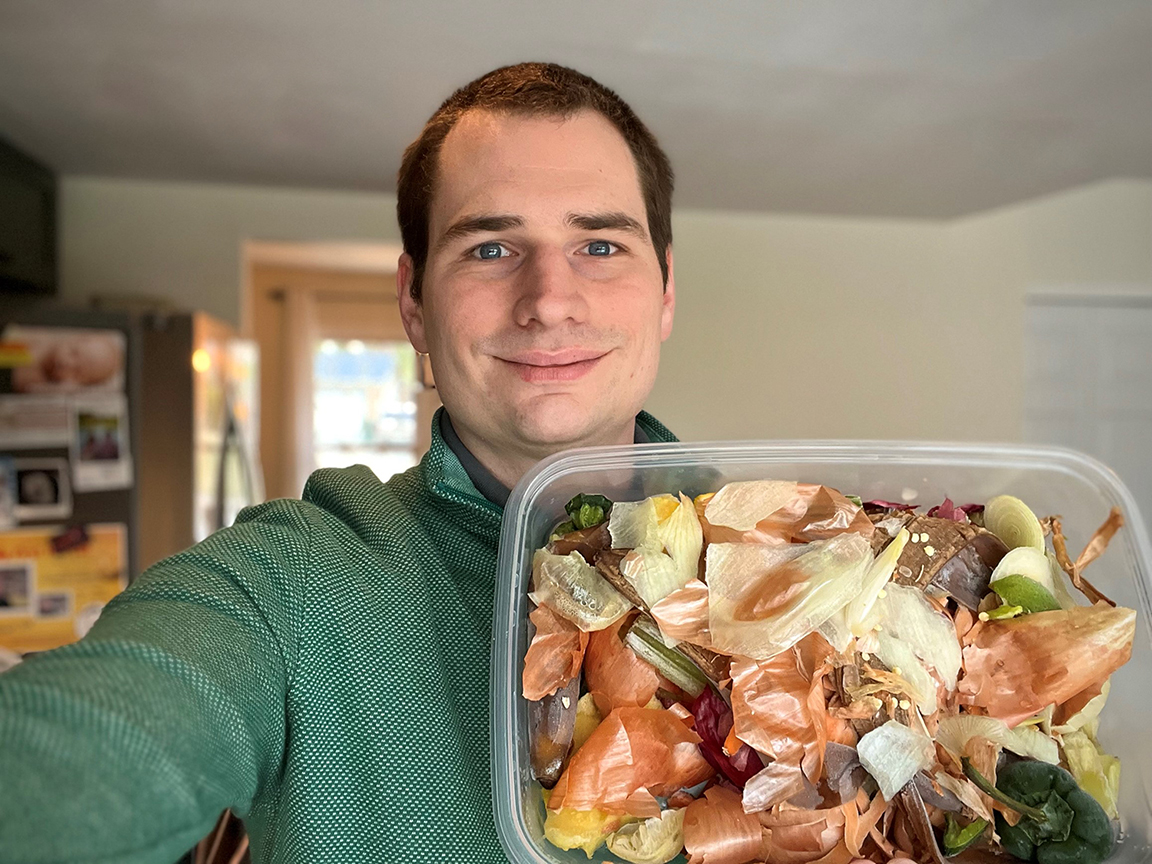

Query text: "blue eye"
[474, 242, 507, 260]
[586, 240, 614, 257]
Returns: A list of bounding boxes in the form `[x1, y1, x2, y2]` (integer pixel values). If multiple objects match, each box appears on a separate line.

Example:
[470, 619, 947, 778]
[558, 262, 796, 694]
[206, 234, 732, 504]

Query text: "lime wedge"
[991, 573, 1060, 614]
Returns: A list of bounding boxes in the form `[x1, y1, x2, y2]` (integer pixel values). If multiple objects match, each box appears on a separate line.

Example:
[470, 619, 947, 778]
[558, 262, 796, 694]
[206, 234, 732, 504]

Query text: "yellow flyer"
[0, 523, 128, 653]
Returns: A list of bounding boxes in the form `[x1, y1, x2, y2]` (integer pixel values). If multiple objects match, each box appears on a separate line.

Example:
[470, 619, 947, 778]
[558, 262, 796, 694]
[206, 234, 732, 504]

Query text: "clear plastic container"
[491, 440, 1152, 864]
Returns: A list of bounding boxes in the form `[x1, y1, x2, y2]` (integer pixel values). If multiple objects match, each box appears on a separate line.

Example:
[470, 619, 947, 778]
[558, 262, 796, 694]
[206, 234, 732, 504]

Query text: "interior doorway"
[242, 242, 440, 500]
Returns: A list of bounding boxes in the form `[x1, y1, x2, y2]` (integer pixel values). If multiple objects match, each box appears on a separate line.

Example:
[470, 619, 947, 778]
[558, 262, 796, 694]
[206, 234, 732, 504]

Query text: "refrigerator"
[0, 303, 262, 656]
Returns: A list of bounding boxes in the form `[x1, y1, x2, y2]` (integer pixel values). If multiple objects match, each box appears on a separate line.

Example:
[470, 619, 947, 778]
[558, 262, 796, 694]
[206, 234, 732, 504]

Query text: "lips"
[497, 348, 609, 383]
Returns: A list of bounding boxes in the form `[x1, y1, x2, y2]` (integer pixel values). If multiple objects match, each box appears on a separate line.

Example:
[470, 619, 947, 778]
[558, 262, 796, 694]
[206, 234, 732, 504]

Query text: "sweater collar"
[421, 407, 678, 542]
[438, 409, 661, 509]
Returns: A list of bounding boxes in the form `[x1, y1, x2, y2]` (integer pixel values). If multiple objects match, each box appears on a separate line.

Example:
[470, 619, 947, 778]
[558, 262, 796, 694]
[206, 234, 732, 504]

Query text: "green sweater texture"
[0, 409, 676, 864]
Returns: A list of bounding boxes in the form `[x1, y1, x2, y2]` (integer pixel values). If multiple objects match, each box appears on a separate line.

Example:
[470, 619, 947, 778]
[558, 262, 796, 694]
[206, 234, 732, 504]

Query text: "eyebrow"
[566, 211, 649, 241]
[435, 210, 650, 252]
[436, 214, 525, 250]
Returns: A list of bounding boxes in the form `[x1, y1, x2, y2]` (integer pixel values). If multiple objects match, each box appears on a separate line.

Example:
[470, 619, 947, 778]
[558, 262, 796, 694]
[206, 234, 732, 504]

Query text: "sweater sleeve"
[0, 499, 308, 864]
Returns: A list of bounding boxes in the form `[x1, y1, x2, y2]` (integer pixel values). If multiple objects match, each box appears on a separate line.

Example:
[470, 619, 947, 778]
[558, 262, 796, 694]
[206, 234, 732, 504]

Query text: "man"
[0, 63, 677, 863]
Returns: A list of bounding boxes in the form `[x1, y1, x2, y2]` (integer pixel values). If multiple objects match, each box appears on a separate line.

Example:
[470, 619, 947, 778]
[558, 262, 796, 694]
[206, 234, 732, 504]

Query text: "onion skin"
[522, 603, 589, 701]
[548, 707, 714, 817]
[958, 604, 1136, 726]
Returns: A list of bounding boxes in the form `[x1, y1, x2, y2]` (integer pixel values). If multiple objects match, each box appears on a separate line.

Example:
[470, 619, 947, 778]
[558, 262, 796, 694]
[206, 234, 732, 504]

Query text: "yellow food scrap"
[543, 797, 637, 858]
[571, 693, 603, 755]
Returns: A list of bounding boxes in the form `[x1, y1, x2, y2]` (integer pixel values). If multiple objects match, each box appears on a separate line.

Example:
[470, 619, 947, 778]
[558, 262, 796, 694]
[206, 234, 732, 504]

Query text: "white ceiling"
[1, 0, 1149, 219]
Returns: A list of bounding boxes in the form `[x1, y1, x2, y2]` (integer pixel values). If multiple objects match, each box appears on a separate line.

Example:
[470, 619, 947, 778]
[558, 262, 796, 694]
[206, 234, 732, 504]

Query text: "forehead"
[430, 109, 646, 233]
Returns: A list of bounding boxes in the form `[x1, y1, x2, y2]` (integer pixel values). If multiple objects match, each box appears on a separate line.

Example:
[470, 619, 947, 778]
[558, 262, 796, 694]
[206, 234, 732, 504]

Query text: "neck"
[450, 418, 637, 492]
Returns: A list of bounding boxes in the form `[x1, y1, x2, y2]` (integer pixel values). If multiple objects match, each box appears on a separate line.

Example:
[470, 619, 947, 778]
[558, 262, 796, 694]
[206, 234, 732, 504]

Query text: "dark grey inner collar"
[439, 410, 650, 509]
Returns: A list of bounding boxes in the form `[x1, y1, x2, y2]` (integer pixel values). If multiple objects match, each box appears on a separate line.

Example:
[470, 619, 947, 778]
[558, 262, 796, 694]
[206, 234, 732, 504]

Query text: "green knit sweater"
[0, 410, 676, 864]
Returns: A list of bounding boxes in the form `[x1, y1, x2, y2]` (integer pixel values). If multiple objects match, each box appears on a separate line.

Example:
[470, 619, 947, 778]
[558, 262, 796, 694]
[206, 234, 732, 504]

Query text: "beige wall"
[58, 177, 401, 325]
[56, 175, 1152, 444]
[649, 178, 1152, 443]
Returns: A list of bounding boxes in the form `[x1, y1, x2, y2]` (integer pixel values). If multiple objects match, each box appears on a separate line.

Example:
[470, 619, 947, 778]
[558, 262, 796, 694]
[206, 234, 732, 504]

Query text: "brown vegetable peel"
[547, 706, 714, 817]
[683, 786, 763, 864]
[583, 612, 661, 712]
[522, 603, 588, 701]
[958, 604, 1136, 726]
[1050, 508, 1122, 607]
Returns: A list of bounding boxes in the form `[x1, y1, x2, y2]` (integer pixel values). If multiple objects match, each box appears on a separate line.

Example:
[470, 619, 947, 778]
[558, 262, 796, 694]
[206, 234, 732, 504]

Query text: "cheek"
[426, 284, 505, 370]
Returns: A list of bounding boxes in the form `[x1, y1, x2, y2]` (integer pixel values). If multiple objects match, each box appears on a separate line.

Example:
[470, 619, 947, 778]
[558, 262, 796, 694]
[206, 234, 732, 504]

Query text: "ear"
[396, 252, 428, 354]
[660, 245, 675, 342]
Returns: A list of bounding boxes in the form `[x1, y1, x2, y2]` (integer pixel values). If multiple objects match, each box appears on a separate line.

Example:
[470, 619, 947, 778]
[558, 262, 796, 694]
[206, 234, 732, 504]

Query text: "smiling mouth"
[497, 350, 608, 383]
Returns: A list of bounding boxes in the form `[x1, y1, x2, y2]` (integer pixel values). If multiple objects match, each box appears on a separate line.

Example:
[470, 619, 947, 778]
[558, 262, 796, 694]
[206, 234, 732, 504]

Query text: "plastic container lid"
[492, 440, 1152, 864]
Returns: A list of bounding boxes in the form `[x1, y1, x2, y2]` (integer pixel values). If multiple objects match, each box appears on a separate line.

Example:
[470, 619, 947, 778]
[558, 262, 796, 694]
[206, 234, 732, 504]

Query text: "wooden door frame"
[240, 241, 405, 338]
[241, 241, 442, 499]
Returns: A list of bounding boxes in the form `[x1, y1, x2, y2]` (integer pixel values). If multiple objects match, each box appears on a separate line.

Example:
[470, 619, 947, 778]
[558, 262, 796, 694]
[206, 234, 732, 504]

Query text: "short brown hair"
[397, 62, 674, 301]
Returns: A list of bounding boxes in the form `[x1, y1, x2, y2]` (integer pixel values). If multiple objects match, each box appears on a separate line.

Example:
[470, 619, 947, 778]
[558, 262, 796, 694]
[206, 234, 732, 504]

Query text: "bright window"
[312, 339, 420, 481]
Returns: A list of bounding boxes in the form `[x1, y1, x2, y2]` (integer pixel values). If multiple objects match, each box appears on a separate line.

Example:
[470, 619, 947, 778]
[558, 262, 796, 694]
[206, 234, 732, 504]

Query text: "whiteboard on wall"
[1024, 291, 1152, 539]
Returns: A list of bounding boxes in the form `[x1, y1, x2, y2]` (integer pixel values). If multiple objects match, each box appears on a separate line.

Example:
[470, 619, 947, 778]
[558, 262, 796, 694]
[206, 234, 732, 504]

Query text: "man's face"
[398, 109, 675, 461]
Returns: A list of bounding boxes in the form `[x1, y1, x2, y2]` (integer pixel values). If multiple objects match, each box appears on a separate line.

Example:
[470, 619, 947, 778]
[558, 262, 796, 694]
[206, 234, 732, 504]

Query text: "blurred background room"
[0, 4, 1149, 855]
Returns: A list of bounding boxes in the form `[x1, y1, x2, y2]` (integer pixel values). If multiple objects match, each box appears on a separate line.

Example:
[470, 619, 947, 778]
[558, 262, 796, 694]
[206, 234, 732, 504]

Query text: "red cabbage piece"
[926, 497, 977, 522]
[691, 687, 763, 788]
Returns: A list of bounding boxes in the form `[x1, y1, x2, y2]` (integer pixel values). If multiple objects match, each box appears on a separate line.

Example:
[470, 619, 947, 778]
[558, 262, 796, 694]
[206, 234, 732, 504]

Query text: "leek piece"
[985, 494, 1045, 551]
[623, 616, 708, 698]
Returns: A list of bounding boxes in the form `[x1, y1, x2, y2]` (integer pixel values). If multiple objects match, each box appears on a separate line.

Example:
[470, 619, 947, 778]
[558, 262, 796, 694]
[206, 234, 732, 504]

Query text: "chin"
[512, 396, 626, 451]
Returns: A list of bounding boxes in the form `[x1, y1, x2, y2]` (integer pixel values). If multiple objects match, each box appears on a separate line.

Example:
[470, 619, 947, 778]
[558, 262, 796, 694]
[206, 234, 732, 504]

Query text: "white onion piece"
[874, 583, 962, 690]
[857, 720, 935, 801]
[606, 808, 686, 864]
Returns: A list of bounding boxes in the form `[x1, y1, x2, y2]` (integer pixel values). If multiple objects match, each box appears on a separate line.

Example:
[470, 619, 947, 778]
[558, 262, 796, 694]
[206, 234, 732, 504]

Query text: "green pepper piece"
[943, 815, 988, 855]
[564, 494, 613, 529]
[963, 758, 1114, 864]
[549, 520, 577, 540]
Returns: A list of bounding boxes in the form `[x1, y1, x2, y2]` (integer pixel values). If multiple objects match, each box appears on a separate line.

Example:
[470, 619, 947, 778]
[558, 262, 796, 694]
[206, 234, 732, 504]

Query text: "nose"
[511, 247, 589, 328]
